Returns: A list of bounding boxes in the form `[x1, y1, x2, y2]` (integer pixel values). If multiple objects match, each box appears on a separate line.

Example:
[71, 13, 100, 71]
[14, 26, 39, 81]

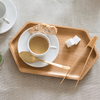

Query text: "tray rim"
[9, 21, 99, 80]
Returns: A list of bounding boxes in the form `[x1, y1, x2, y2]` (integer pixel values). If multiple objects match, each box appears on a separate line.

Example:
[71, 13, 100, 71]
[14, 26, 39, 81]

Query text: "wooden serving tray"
[9, 22, 99, 80]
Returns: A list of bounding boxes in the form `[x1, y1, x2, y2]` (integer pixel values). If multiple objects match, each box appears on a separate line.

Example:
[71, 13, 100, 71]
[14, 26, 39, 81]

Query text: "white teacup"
[0, 1, 10, 24]
[28, 33, 56, 57]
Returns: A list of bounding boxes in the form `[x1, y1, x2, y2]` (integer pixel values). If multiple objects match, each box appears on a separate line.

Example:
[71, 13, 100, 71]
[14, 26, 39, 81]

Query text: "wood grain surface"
[9, 22, 99, 80]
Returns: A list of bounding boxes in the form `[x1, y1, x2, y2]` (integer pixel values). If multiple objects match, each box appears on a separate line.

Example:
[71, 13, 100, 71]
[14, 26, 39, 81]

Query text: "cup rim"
[0, 1, 6, 20]
[28, 33, 50, 57]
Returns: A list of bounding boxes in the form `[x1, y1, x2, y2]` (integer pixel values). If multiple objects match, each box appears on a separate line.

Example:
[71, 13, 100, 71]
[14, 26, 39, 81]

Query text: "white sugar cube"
[73, 35, 81, 45]
[65, 38, 74, 48]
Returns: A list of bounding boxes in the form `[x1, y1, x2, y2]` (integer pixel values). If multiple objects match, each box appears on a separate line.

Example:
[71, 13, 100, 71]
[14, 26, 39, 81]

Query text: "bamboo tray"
[9, 22, 99, 80]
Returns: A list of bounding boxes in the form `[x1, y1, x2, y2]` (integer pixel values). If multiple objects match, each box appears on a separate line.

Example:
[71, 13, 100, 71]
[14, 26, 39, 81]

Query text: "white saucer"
[0, 0, 17, 34]
[18, 28, 59, 68]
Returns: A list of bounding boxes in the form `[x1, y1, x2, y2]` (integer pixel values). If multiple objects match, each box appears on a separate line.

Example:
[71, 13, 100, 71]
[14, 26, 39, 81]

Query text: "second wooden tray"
[9, 22, 99, 80]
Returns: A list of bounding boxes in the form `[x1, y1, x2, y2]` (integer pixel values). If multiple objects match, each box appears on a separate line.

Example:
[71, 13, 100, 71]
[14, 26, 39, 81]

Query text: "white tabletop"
[0, 0, 100, 100]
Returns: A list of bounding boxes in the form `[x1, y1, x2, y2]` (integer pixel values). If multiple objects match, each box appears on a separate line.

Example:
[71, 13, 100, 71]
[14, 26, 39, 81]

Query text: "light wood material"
[8, 22, 99, 80]
[60, 46, 87, 84]
[73, 36, 98, 91]
[60, 36, 98, 84]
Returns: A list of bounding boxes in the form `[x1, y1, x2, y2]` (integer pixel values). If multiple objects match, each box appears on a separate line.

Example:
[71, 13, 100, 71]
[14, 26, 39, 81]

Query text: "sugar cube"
[73, 35, 81, 45]
[65, 38, 74, 48]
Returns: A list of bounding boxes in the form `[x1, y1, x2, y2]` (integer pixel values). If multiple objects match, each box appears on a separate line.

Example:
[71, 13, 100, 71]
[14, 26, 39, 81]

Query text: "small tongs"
[60, 36, 98, 90]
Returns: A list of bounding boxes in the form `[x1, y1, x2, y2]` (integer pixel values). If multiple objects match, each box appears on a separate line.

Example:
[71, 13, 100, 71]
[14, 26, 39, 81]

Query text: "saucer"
[18, 28, 59, 68]
[0, 0, 17, 34]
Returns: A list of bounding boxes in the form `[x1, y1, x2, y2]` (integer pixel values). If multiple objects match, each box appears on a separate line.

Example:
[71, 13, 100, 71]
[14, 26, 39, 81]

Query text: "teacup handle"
[50, 46, 57, 49]
[3, 18, 10, 24]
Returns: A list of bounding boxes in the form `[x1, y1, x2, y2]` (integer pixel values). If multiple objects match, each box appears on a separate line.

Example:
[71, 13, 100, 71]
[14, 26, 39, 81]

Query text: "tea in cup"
[28, 33, 51, 57]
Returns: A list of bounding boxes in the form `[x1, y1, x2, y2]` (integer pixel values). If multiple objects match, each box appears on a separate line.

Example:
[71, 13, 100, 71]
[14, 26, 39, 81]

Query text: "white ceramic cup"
[0, 1, 10, 24]
[28, 33, 56, 57]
